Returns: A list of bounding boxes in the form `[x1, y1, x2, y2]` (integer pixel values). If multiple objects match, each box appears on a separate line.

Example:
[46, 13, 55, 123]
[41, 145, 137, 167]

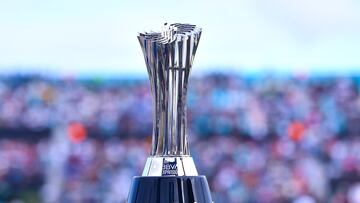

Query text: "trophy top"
[138, 23, 202, 45]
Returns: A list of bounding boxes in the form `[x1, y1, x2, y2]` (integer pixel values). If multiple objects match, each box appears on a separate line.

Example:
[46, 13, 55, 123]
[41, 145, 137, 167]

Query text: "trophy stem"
[151, 66, 190, 156]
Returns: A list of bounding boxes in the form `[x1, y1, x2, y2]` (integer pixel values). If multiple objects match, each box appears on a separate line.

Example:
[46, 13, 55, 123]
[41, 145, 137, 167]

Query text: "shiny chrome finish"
[138, 23, 202, 176]
[142, 156, 198, 176]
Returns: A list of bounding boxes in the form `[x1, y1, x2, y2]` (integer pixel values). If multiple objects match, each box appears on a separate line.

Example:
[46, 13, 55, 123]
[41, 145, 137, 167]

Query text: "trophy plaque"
[127, 23, 213, 203]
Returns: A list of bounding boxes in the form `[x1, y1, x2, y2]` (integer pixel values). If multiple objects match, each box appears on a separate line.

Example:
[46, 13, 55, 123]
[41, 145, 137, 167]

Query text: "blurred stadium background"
[1, 0, 360, 203]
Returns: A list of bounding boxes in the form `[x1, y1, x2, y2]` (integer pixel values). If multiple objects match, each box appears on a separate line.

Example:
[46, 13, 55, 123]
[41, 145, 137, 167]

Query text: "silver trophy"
[128, 23, 212, 203]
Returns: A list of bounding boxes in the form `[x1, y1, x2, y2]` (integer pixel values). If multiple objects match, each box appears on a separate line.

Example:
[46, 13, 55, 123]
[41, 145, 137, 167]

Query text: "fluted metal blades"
[138, 23, 202, 74]
[138, 23, 202, 176]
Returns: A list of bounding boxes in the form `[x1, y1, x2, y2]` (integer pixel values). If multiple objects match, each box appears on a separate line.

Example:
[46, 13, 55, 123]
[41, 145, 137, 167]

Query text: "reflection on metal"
[138, 23, 202, 176]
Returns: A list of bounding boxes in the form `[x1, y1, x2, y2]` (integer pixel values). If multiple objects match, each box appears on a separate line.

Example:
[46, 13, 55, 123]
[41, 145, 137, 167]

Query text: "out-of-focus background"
[1, 0, 360, 203]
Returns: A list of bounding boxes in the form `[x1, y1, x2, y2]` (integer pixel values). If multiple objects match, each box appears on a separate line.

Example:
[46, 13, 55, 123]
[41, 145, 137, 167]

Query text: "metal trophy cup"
[127, 23, 213, 203]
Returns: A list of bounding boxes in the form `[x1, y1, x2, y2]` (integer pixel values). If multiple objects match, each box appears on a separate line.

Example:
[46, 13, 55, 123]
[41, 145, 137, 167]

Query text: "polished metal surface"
[142, 156, 198, 176]
[138, 23, 202, 176]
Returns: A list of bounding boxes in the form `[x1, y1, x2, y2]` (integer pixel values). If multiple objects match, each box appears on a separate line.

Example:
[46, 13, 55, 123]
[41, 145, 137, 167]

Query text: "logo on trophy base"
[162, 158, 178, 176]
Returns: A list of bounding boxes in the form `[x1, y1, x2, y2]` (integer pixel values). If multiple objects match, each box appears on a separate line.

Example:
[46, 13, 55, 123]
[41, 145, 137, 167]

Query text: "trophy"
[127, 23, 213, 203]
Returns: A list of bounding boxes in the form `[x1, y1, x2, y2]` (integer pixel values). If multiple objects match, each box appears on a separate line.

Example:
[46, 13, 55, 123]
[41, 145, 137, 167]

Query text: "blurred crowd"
[0, 74, 360, 202]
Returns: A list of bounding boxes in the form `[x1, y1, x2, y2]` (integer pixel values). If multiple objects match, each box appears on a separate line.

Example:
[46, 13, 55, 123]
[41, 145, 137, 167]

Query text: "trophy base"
[142, 156, 198, 176]
[127, 176, 213, 203]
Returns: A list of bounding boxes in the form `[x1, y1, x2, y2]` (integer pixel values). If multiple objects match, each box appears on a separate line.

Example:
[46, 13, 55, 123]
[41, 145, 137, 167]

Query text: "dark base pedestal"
[127, 176, 212, 203]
